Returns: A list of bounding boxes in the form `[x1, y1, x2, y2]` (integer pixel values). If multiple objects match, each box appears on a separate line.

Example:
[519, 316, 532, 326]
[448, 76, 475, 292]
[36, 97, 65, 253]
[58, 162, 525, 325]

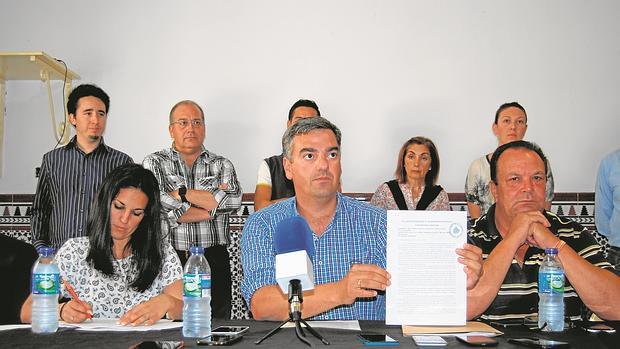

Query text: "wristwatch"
[178, 186, 188, 203]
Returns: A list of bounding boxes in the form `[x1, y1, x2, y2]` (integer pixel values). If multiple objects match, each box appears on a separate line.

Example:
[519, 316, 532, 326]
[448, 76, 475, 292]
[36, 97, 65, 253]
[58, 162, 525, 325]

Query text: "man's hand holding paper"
[337, 264, 391, 305]
[386, 210, 482, 325]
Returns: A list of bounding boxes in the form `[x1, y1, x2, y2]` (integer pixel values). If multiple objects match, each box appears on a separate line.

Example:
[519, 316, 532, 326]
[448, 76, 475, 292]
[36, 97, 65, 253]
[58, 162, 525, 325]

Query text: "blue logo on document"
[449, 223, 464, 238]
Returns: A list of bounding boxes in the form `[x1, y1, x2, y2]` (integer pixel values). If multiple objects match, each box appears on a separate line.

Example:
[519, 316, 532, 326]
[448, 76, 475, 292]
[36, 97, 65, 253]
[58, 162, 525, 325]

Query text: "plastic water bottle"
[538, 248, 565, 332]
[183, 246, 212, 338]
[31, 247, 60, 333]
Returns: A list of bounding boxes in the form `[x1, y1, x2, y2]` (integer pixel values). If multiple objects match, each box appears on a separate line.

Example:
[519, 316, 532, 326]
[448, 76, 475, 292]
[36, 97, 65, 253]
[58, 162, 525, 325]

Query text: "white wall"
[1, 0, 619, 194]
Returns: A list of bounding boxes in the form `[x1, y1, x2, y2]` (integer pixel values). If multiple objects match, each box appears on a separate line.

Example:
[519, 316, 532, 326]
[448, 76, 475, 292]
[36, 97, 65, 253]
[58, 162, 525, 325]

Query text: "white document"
[386, 210, 467, 326]
[0, 324, 31, 331]
[282, 320, 361, 331]
[61, 318, 183, 332]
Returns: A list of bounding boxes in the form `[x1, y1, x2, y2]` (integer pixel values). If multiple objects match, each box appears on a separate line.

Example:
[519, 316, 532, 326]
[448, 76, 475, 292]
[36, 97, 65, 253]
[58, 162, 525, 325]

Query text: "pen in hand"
[62, 279, 93, 319]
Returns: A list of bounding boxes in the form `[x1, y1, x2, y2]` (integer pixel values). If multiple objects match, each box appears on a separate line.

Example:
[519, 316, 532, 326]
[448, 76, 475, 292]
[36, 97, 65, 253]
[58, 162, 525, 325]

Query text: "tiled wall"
[0, 192, 600, 319]
[0, 192, 598, 240]
[0, 194, 33, 242]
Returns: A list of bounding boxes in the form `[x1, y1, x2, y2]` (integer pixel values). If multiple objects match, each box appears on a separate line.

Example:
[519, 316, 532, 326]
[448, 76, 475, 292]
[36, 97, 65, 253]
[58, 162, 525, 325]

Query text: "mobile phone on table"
[197, 334, 243, 346]
[456, 335, 498, 347]
[132, 341, 184, 349]
[412, 335, 447, 346]
[581, 322, 616, 333]
[356, 333, 400, 346]
[508, 338, 570, 348]
[489, 318, 524, 328]
[211, 326, 250, 335]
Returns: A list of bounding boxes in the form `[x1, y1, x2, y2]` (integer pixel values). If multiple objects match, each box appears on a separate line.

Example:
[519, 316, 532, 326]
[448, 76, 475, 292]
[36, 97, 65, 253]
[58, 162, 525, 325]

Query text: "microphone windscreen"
[274, 216, 315, 257]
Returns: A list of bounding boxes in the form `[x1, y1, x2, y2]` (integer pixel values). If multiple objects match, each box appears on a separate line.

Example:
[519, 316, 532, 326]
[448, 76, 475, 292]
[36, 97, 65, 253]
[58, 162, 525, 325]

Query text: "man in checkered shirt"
[143, 100, 242, 319]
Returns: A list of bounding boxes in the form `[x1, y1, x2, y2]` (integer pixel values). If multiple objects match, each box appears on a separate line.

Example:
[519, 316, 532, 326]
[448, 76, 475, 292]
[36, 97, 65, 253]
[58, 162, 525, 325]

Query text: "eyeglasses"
[170, 119, 204, 128]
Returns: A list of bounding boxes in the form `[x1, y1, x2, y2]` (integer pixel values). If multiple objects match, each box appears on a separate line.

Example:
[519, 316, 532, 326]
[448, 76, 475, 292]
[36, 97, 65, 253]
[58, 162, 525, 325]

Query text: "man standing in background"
[31, 84, 133, 249]
[595, 147, 620, 272]
[143, 100, 242, 319]
[253, 99, 320, 211]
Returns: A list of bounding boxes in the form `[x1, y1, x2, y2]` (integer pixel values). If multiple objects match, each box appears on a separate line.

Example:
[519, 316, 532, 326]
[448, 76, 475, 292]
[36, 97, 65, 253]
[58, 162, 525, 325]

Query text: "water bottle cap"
[37, 247, 55, 256]
[545, 248, 558, 254]
[189, 246, 204, 255]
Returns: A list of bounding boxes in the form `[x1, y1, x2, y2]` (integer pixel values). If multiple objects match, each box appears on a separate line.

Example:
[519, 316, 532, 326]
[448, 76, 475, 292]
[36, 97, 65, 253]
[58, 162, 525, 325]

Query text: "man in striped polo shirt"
[31, 84, 133, 250]
[467, 140, 620, 322]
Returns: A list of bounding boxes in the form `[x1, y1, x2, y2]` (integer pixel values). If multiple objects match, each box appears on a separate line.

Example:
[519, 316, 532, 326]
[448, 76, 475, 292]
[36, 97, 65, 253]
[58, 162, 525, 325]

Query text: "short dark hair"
[85, 163, 164, 292]
[169, 100, 205, 123]
[288, 99, 321, 121]
[282, 117, 341, 160]
[395, 136, 440, 186]
[494, 102, 527, 124]
[67, 84, 110, 115]
[490, 140, 548, 184]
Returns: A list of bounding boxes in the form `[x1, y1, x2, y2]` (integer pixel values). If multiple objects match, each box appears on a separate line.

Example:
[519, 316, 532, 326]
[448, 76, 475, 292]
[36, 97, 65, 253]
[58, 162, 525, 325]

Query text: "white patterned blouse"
[56, 237, 183, 318]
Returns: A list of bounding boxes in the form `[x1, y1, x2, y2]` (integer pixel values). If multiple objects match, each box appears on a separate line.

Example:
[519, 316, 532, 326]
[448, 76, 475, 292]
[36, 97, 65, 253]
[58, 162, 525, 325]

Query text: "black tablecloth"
[0, 320, 617, 348]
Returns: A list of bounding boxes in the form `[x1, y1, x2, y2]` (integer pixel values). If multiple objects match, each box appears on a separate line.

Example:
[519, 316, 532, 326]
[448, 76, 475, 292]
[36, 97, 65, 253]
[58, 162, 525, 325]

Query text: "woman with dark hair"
[371, 136, 450, 211]
[21, 164, 183, 325]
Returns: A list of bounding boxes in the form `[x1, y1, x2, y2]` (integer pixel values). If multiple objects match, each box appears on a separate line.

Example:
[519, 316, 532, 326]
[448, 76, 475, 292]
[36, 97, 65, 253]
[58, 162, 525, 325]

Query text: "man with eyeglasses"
[143, 100, 242, 319]
[31, 84, 133, 250]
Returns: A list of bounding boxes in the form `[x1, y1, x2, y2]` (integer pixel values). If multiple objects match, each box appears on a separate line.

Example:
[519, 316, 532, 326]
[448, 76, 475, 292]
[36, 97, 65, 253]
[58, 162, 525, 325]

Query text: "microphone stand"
[255, 279, 329, 346]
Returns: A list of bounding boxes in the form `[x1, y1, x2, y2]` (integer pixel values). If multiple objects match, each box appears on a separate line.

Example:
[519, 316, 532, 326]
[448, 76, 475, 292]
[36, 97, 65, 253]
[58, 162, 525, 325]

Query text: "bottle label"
[183, 273, 211, 298]
[32, 273, 60, 295]
[539, 271, 564, 294]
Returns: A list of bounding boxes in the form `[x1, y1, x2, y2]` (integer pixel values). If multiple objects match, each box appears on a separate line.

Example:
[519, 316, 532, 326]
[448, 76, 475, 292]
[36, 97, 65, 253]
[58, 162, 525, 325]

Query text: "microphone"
[255, 216, 330, 346]
[274, 216, 315, 293]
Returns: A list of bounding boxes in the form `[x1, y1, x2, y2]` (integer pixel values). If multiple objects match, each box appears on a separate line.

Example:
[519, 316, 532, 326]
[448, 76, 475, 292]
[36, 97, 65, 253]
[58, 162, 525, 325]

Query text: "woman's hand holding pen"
[60, 279, 93, 323]
[59, 299, 93, 323]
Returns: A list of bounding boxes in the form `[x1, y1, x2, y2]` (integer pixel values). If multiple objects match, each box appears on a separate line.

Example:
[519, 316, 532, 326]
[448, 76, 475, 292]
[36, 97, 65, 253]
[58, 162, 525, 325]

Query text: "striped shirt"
[468, 205, 615, 322]
[31, 136, 133, 249]
[142, 146, 242, 250]
[241, 193, 387, 320]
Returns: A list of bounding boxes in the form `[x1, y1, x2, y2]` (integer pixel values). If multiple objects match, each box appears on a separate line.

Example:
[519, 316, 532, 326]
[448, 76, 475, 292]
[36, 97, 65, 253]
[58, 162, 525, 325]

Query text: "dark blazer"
[0, 234, 38, 324]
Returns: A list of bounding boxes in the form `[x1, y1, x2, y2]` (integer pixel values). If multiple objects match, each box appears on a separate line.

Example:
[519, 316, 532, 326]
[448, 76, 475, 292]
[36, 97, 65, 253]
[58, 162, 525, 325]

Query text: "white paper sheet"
[281, 320, 361, 331]
[61, 318, 183, 332]
[386, 210, 467, 326]
[0, 324, 31, 331]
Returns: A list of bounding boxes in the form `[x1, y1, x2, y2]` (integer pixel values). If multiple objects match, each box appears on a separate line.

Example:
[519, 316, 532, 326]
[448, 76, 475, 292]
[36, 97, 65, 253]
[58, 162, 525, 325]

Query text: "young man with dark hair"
[253, 99, 321, 211]
[31, 84, 133, 249]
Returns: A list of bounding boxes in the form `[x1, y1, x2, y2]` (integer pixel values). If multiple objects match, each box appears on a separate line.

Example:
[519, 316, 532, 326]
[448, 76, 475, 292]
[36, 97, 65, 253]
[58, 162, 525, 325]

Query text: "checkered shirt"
[241, 193, 387, 320]
[143, 146, 242, 250]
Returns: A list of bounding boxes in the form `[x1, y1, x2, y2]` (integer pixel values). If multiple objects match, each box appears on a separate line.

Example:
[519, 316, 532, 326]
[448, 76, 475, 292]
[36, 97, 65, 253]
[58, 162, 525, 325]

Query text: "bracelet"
[59, 302, 68, 321]
[554, 239, 567, 253]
